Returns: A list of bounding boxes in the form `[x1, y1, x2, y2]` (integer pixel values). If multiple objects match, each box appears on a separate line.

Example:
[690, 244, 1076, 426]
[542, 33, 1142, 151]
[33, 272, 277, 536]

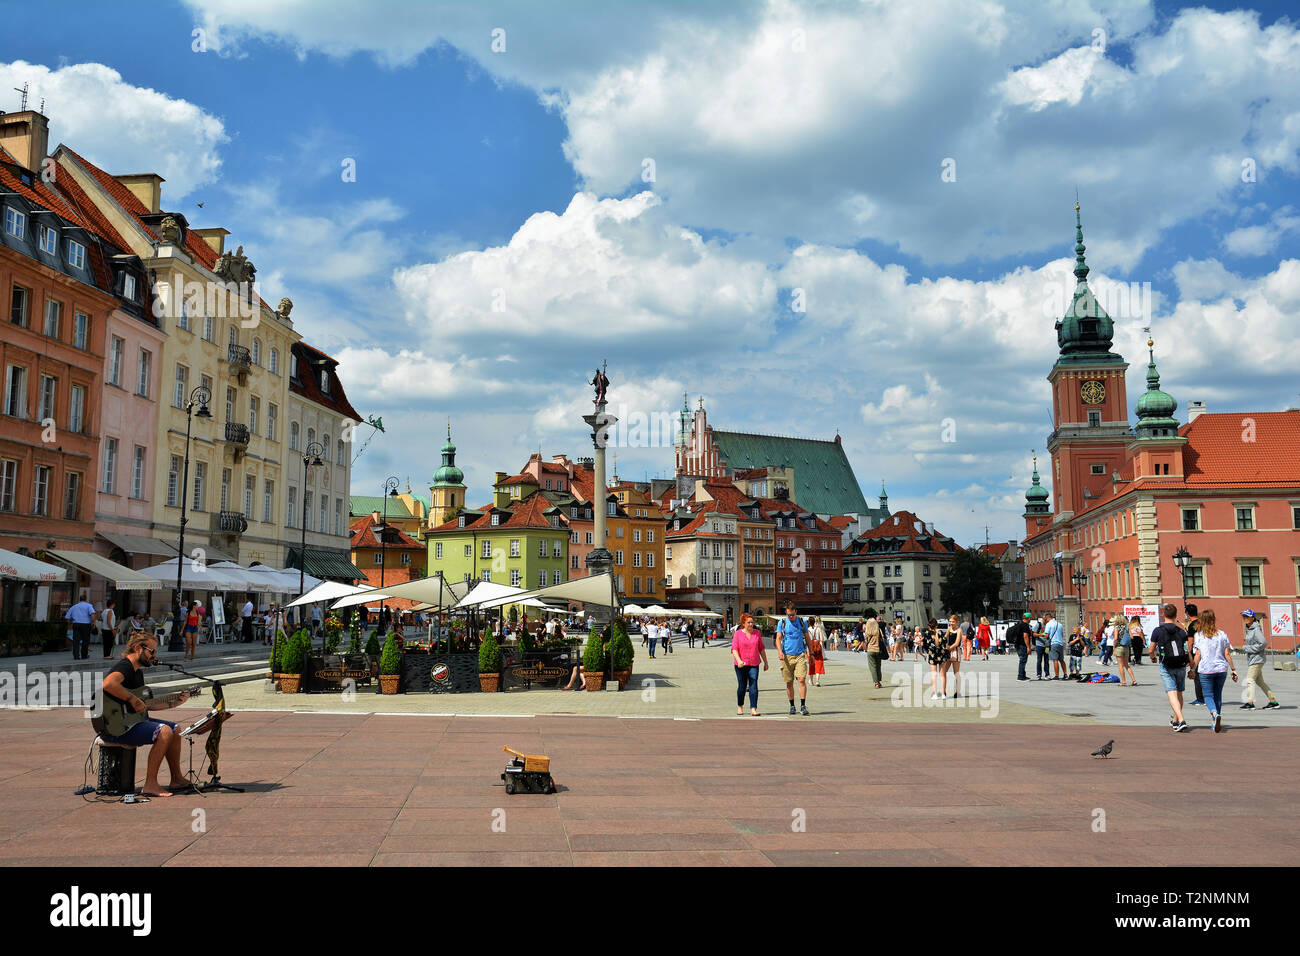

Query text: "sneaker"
[1169, 716, 1177, 727]
[1174, 721, 1189, 732]
[1240, 702, 1256, 710]
[1188, 700, 1203, 706]
[789, 703, 797, 715]
[1264, 701, 1281, 710]
[1213, 711, 1221, 733]
[1017, 676, 1030, 681]
[800, 705, 810, 716]
[930, 693, 941, 700]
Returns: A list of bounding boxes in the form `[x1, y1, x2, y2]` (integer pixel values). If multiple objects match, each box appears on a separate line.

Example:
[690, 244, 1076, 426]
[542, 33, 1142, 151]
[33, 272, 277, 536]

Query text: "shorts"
[1069, 655, 1082, 669]
[1158, 663, 1186, 693]
[1049, 644, 1065, 662]
[184, 625, 197, 636]
[780, 653, 808, 683]
[100, 718, 177, 748]
[1114, 646, 1131, 659]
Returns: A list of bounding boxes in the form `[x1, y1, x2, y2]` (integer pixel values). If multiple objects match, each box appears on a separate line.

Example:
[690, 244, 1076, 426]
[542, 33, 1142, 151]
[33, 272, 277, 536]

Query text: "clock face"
[1080, 380, 1106, 405]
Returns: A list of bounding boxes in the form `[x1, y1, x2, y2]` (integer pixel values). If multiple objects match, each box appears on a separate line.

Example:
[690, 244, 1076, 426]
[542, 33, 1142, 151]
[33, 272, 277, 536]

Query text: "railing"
[224, 421, 250, 447]
[217, 511, 248, 535]
[227, 344, 251, 375]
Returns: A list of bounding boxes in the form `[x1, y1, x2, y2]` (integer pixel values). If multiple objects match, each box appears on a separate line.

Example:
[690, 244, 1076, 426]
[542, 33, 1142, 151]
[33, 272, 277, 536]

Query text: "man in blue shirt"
[65, 597, 96, 660]
[1045, 610, 1067, 680]
[775, 602, 811, 716]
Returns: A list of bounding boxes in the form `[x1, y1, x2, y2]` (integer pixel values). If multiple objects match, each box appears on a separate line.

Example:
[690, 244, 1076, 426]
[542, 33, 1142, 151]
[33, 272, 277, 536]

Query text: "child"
[1068, 627, 1085, 676]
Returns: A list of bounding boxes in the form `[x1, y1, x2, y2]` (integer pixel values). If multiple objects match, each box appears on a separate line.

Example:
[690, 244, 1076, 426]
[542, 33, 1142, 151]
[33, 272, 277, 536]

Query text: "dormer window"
[458, 515, 467, 527]
[66, 239, 86, 270]
[491, 513, 500, 526]
[3, 206, 25, 239]
[319, 370, 329, 394]
[607, 501, 617, 516]
[122, 274, 136, 301]
[39, 225, 57, 255]
[289, 353, 298, 379]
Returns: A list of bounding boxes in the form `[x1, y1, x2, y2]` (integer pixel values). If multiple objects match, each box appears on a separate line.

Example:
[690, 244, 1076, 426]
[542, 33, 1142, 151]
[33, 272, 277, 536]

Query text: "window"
[883, 566, 891, 577]
[244, 475, 254, 518]
[136, 349, 151, 397]
[572, 555, 579, 569]
[131, 446, 145, 499]
[121, 273, 136, 301]
[1293, 505, 1300, 531]
[98, 437, 118, 494]
[1235, 507, 1254, 531]
[173, 365, 189, 409]
[107, 336, 124, 386]
[270, 348, 279, 375]
[252, 339, 261, 366]
[203, 315, 214, 342]
[1088, 411, 1101, 427]
[336, 439, 344, 464]
[1240, 565, 1262, 596]
[264, 480, 274, 523]
[73, 312, 88, 349]
[553, 570, 562, 585]
[1090, 464, 1105, 475]
[66, 239, 86, 270]
[38, 223, 58, 254]
[507, 538, 520, 558]
[177, 299, 190, 332]
[1183, 565, 1205, 598]
[491, 513, 500, 527]
[374, 551, 384, 566]
[67, 383, 83, 434]
[286, 486, 298, 527]
[33, 465, 51, 515]
[553, 541, 561, 558]
[615, 525, 624, 537]
[633, 529, 642, 543]
[334, 499, 343, 536]
[4, 206, 26, 239]
[303, 491, 312, 530]
[167, 456, 181, 507]
[220, 468, 231, 513]
[539, 571, 547, 587]
[192, 462, 206, 511]
[319, 497, 325, 534]
[37, 374, 56, 421]
[585, 532, 593, 545]
[290, 422, 300, 451]
[10, 284, 29, 326]
[923, 564, 931, 577]
[1182, 508, 1199, 531]
[632, 576, 641, 594]
[289, 353, 298, 379]
[249, 397, 259, 434]
[0, 459, 16, 511]
[633, 552, 641, 568]
[434, 542, 443, 559]
[63, 472, 80, 520]
[665, 547, 672, 561]
[894, 565, 902, 576]
[228, 326, 237, 349]
[268, 404, 278, 441]
[510, 568, 521, 587]
[647, 553, 655, 568]
[616, 550, 624, 566]
[44, 299, 62, 338]
[482, 540, 492, 559]
[319, 370, 329, 394]
[226, 387, 236, 423]
[647, 530, 655, 542]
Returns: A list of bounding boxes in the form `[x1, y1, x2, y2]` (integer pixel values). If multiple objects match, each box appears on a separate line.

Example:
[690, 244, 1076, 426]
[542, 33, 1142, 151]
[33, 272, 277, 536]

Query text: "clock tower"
[1045, 204, 1131, 521]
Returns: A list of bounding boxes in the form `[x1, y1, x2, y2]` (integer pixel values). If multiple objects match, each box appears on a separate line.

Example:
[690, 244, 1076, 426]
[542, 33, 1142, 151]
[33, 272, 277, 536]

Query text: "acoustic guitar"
[92, 686, 195, 737]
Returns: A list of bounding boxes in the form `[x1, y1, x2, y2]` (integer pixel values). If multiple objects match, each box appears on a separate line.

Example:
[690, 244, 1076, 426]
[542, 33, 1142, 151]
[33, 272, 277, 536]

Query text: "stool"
[94, 736, 138, 796]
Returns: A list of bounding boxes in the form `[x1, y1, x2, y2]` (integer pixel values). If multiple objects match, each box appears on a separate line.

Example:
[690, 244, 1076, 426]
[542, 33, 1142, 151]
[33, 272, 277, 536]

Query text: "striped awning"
[96, 532, 178, 558]
[285, 548, 364, 582]
[48, 549, 162, 590]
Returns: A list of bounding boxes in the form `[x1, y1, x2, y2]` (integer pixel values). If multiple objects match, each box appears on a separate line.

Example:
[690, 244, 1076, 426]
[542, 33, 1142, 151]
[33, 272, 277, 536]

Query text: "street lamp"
[297, 441, 325, 601]
[1071, 569, 1087, 629]
[170, 385, 212, 652]
[380, 476, 399, 630]
[1173, 546, 1192, 615]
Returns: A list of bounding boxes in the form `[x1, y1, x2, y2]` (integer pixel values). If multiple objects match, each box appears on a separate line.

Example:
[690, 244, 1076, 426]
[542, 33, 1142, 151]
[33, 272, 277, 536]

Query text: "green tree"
[942, 549, 1003, 619]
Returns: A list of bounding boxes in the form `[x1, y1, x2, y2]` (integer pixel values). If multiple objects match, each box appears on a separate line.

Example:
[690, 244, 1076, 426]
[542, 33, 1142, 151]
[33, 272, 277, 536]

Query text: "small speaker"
[97, 744, 137, 796]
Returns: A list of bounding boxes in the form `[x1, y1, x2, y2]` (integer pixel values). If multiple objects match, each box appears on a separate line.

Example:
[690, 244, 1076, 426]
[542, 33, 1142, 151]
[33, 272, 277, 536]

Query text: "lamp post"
[1173, 546, 1192, 615]
[297, 441, 325, 600]
[1071, 569, 1088, 631]
[170, 385, 212, 652]
[380, 476, 399, 629]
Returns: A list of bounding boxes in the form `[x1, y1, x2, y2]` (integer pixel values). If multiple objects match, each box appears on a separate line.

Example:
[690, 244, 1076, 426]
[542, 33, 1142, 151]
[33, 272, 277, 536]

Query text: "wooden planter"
[613, 669, 631, 691]
[272, 672, 284, 691]
[379, 674, 401, 695]
[583, 672, 605, 692]
[279, 674, 302, 694]
[479, 673, 500, 693]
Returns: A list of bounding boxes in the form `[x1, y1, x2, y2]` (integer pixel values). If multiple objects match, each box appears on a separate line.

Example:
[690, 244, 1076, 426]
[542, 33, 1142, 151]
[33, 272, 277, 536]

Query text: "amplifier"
[97, 743, 137, 796]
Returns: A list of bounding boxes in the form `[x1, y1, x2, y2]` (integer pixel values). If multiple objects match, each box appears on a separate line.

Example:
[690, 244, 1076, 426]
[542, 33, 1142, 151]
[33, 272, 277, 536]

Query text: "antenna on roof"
[13, 82, 28, 110]
[38, 98, 44, 114]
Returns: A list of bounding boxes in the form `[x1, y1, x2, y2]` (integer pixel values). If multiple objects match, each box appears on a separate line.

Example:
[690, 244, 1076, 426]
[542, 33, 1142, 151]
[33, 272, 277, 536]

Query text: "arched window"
[307, 428, 315, 449]
[336, 439, 344, 464]
[322, 433, 330, 460]
[252, 339, 261, 365]
[269, 348, 279, 374]
[290, 422, 300, 451]
[228, 325, 237, 347]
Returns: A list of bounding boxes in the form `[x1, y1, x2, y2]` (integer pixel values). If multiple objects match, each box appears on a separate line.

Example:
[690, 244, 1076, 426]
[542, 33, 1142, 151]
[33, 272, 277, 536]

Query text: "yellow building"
[607, 483, 666, 602]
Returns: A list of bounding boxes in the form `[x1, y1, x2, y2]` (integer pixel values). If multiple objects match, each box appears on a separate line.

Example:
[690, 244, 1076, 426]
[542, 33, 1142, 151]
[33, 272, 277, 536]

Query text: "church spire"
[1073, 201, 1089, 283]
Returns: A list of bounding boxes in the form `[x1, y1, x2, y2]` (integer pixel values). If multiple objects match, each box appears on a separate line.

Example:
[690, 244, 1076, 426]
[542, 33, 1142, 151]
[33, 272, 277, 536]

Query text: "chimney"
[0, 110, 50, 173]
[1187, 400, 1206, 422]
[114, 173, 165, 214]
[191, 227, 229, 256]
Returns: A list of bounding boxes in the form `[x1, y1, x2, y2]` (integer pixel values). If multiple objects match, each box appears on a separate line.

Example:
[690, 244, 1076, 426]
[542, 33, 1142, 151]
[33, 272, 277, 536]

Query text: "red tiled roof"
[496, 474, 536, 486]
[427, 491, 559, 533]
[978, 542, 1011, 560]
[733, 467, 768, 479]
[569, 465, 595, 504]
[290, 341, 362, 422]
[850, 510, 956, 554]
[349, 516, 423, 550]
[539, 461, 568, 474]
[1181, 410, 1300, 485]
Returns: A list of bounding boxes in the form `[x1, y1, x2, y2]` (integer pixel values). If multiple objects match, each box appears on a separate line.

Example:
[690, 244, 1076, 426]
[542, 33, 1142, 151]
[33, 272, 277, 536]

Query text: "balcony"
[217, 511, 248, 535]
[223, 421, 250, 461]
[227, 344, 251, 382]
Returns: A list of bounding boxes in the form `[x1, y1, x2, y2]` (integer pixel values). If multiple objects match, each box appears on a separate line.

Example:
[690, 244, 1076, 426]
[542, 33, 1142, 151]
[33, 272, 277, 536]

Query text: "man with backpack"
[775, 602, 812, 716]
[1007, 612, 1033, 681]
[1149, 603, 1191, 732]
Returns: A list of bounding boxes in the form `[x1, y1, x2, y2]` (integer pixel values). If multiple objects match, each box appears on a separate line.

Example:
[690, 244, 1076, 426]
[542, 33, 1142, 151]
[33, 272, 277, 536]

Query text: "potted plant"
[582, 624, 606, 691]
[378, 634, 402, 694]
[269, 628, 287, 688]
[323, 613, 342, 655]
[364, 630, 381, 656]
[346, 610, 362, 655]
[610, 618, 634, 690]
[478, 627, 502, 692]
[278, 627, 309, 693]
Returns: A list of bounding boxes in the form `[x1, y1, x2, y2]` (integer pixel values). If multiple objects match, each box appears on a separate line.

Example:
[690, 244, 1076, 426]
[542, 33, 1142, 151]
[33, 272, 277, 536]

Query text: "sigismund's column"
[582, 363, 617, 623]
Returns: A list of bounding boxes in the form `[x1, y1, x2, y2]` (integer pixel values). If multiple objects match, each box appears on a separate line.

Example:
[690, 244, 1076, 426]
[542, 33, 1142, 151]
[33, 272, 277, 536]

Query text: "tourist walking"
[864, 618, 885, 688]
[924, 618, 948, 698]
[976, 616, 991, 661]
[1149, 603, 1190, 731]
[1190, 609, 1237, 732]
[1184, 604, 1207, 708]
[775, 603, 812, 716]
[959, 616, 975, 661]
[1113, 614, 1136, 685]
[1240, 610, 1279, 711]
[645, 618, 658, 658]
[65, 596, 95, 660]
[183, 600, 202, 661]
[942, 615, 962, 696]
[1097, 619, 1113, 666]
[687, 620, 697, 648]
[100, 598, 117, 659]
[1044, 610, 1066, 679]
[662, 621, 673, 654]
[808, 617, 827, 687]
[1008, 612, 1032, 681]
[732, 613, 769, 716]
[911, 625, 923, 661]
[1033, 615, 1050, 679]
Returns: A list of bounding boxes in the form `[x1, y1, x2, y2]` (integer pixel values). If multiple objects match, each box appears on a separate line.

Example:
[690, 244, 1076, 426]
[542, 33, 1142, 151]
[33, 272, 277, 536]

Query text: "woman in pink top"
[732, 613, 769, 716]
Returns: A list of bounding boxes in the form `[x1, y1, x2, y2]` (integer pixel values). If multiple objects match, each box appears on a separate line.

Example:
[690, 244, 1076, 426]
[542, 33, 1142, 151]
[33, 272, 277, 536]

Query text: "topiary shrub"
[610, 618, 633, 671]
[269, 628, 287, 673]
[478, 627, 501, 674]
[346, 610, 361, 655]
[379, 634, 402, 676]
[583, 624, 607, 673]
[517, 621, 535, 655]
[280, 627, 310, 674]
[364, 630, 381, 656]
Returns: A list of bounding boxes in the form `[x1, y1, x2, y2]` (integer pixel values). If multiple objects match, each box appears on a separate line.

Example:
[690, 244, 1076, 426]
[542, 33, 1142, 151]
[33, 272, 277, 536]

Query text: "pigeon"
[196, 201, 205, 208]
[1091, 740, 1114, 758]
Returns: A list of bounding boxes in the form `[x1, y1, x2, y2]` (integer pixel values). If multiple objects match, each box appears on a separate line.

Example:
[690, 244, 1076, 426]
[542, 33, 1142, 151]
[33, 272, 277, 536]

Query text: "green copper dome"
[432, 424, 465, 486]
[1055, 204, 1121, 365]
[1134, 340, 1179, 438]
[1025, 456, 1050, 513]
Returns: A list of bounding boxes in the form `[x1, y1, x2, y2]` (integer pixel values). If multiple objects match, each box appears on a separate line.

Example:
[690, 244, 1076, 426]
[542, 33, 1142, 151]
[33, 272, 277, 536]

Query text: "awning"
[471, 571, 618, 611]
[139, 558, 252, 592]
[452, 580, 528, 611]
[48, 549, 162, 590]
[329, 573, 461, 612]
[289, 581, 374, 609]
[96, 532, 178, 558]
[285, 548, 364, 582]
[0, 547, 67, 582]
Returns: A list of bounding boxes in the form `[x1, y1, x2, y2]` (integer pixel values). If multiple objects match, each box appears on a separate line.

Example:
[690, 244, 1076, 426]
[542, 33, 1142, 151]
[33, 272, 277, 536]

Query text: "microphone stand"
[155, 659, 243, 793]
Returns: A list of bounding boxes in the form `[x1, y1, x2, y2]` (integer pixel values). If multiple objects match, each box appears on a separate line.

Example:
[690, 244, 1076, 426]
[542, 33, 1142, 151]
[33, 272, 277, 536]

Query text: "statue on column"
[590, 362, 609, 406]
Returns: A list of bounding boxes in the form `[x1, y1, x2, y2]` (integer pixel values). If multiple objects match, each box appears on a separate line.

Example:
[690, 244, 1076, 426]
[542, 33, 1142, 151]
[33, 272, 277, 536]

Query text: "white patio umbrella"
[139, 558, 251, 592]
[279, 567, 324, 592]
[246, 563, 303, 593]
[622, 604, 646, 615]
[288, 580, 374, 608]
[207, 561, 278, 593]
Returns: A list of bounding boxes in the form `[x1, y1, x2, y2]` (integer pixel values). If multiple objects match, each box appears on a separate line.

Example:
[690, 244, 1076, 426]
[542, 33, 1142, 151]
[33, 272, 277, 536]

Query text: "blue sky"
[6, 0, 1299, 545]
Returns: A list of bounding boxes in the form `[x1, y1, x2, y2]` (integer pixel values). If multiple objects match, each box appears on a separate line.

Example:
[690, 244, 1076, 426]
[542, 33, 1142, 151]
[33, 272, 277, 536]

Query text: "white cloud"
[0, 60, 225, 198]
[1223, 207, 1300, 257]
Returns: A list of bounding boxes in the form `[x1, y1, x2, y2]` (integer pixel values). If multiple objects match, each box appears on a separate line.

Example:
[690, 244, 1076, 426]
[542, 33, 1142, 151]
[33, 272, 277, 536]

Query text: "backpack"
[777, 617, 808, 650]
[1151, 623, 1189, 667]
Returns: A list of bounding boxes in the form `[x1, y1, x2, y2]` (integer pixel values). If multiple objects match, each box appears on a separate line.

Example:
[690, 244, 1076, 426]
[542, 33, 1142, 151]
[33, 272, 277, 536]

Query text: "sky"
[5, 0, 1299, 547]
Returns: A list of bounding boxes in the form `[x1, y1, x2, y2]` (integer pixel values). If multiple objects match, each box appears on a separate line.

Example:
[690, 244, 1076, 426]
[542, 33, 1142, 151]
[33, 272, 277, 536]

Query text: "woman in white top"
[1190, 609, 1237, 733]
